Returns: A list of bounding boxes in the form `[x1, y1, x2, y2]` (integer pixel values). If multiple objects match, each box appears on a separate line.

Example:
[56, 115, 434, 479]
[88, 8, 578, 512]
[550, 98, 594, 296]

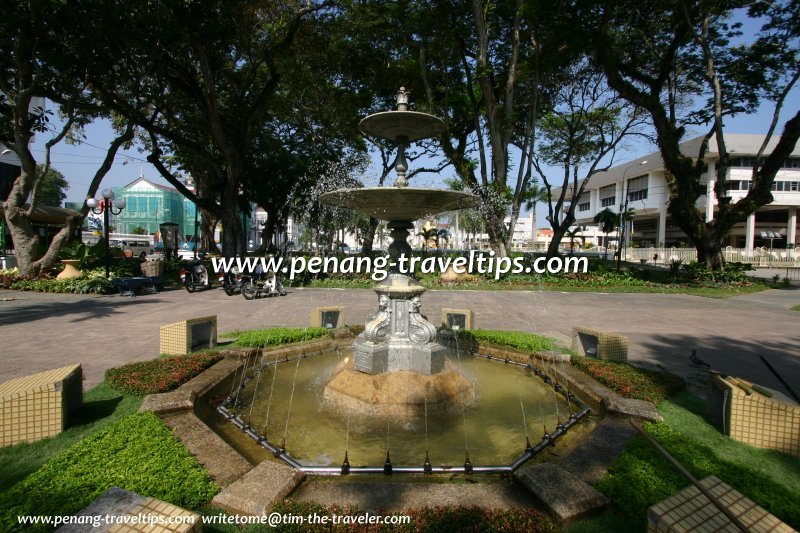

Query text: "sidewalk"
[1, 287, 798, 398]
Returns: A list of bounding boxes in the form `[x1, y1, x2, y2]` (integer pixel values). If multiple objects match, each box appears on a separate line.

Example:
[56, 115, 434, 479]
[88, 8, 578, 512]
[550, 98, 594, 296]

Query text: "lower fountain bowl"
[324, 357, 475, 419]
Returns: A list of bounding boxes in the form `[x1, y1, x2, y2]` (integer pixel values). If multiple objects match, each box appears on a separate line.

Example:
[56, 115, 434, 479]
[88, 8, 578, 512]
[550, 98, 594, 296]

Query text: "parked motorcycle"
[240, 267, 286, 300]
[179, 256, 211, 292]
[218, 267, 243, 296]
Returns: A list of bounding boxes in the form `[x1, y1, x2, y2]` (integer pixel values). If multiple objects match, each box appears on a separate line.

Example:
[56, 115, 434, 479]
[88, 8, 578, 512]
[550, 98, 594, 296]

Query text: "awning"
[23, 204, 82, 225]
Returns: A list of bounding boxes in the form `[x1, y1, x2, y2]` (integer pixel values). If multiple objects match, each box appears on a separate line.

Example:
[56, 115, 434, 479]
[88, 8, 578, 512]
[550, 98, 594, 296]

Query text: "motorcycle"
[179, 256, 211, 292]
[218, 267, 243, 296]
[240, 267, 286, 300]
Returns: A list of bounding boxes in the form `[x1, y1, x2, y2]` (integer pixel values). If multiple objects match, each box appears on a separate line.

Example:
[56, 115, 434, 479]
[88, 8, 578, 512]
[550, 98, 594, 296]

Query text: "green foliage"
[34, 164, 69, 207]
[105, 352, 223, 396]
[0, 269, 114, 294]
[596, 419, 800, 529]
[593, 208, 619, 235]
[0, 383, 141, 493]
[0, 412, 218, 532]
[682, 261, 752, 283]
[457, 329, 554, 352]
[792, 304, 800, 312]
[235, 327, 330, 348]
[570, 356, 685, 404]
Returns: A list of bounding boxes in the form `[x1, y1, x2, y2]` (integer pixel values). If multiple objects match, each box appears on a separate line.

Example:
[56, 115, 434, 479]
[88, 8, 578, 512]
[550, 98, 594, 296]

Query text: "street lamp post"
[86, 189, 126, 278]
[616, 160, 648, 272]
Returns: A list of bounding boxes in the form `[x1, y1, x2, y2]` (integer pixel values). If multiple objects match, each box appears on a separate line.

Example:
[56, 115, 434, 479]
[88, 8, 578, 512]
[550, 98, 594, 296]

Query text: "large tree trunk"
[547, 224, 569, 259]
[199, 209, 219, 254]
[696, 232, 724, 270]
[4, 206, 40, 276]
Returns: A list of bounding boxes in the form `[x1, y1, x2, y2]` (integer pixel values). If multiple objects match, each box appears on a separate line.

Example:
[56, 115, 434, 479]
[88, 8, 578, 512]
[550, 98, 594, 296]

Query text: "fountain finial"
[396, 87, 410, 111]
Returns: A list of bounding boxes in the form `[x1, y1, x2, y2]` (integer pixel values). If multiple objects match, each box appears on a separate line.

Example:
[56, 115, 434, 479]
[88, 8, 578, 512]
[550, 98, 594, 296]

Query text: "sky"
[27, 12, 800, 228]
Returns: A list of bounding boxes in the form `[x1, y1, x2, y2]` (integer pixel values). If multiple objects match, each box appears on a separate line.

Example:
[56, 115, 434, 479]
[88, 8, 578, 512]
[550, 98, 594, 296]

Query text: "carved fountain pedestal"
[321, 88, 479, 417]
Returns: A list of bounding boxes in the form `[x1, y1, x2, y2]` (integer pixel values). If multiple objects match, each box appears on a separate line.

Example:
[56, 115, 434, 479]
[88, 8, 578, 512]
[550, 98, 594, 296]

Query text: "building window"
[627, 175, 648, 201]
[782, 157, 800, 169]
[578, 202, 591, 212]
[725, 180, 752, 191]
[599, 184, 616, 207]
[730, 157, 760, 168]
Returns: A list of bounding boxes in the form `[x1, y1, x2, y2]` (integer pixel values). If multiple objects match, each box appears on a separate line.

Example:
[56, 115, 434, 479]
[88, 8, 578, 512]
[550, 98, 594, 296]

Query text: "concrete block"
[514, 462, 608, 521]
[211, 459, 304, 516]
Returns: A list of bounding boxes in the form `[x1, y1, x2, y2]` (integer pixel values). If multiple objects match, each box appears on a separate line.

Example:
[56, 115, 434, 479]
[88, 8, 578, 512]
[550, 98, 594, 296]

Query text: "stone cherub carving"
[364, 294, 391, 343]
[408, 296, 437, 344]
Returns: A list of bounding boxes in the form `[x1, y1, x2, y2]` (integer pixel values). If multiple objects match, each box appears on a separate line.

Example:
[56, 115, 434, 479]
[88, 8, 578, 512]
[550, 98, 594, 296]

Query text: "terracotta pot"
[56, 259, 83, 279]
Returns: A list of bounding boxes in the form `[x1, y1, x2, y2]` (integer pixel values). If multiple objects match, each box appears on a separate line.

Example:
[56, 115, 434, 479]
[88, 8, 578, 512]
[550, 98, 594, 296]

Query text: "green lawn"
[0, 383, 141, 492]
[0, 412, 218, 532]
[792, 304, 800, 311]
[571, 391, 800, 530]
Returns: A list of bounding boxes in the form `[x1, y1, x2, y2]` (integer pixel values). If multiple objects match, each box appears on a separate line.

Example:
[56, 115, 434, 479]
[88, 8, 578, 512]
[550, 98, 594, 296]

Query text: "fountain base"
[324, 358, 474, 418]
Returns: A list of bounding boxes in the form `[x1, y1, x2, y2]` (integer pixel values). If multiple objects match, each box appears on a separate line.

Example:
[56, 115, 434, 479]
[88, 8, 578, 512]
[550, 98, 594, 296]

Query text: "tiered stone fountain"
[321, 89, 480, 417]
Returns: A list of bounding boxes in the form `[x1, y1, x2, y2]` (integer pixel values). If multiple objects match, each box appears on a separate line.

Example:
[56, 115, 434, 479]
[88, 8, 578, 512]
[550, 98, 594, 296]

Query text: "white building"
[561, 134, 800, 251]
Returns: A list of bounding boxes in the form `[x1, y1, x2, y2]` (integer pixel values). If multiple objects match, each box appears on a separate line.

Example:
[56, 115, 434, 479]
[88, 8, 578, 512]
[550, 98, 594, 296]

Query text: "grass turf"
[592, 391, 800, 529]
[0, 411, 218, 532]
[0, 383, 141, 492]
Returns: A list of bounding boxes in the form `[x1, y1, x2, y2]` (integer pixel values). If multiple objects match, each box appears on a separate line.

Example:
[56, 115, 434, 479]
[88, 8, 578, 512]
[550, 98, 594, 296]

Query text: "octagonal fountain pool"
[205, 341, 592, 474]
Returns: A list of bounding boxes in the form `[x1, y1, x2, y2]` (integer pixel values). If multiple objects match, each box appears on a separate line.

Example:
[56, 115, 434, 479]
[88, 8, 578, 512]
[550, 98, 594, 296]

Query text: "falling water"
[281, 356, 302, 449]
[558, 357, 573, 416]
[233, 350, 254, 409]
[262, 357, 279, 434]
[548, 357, 562, 426]
[452, 331, 470, 454]
[518, 383, 530, 445]
[246, 357, 266, 425]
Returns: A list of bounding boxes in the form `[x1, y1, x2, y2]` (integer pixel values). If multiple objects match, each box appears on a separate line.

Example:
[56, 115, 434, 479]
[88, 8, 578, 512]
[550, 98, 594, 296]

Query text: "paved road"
[1, 286, 798, 397]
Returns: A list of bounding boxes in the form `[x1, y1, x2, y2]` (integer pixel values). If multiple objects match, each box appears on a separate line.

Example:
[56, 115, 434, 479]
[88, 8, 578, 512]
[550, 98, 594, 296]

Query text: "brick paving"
[1, 286, 798, 396]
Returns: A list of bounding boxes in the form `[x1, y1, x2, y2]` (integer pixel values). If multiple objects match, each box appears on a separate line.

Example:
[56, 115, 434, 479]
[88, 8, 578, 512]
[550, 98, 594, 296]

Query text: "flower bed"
[570, 356, 685, 405]
[105, 352, 223, 396]
[256, 501, 560, 532]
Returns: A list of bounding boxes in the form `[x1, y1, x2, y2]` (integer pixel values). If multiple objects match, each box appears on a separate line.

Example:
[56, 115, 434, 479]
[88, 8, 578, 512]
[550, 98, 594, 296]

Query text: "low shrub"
[0, 412, 218, 532]
[570, 356, 684, 404]
[457, 329, 555, 352]
[235, 327, 329, 348]
[0, 269, 114, 294]
[105, 352, 223, 396]
[681, 261, 752, 283]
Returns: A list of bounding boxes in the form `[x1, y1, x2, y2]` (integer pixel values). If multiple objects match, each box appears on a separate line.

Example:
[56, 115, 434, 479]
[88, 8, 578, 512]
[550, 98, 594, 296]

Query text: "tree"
[586, 0, 800, 269]
[344, 0, 580, 257]
[533, 60, 648, 257]
[594, 207, 618, 259]
[64, 1, 343, 257]
[131, 226, 146, 235]
[34, 165, 68, 207]
[0, 1, 134, 275]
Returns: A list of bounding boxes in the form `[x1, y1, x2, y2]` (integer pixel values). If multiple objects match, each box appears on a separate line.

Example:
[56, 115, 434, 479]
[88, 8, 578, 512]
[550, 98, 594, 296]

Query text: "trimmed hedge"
[570, 356, 684, 405]
[105, 352, 223, 396]
[457, 329, 555, 352]
[235, 327, 329, 348]
[0, 412, 218, 532]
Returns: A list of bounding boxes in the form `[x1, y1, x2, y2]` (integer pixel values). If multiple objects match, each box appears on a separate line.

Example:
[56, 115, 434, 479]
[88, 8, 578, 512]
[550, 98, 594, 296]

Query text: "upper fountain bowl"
[359, 111, 446, 143]
[320, 187, 481, 222]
